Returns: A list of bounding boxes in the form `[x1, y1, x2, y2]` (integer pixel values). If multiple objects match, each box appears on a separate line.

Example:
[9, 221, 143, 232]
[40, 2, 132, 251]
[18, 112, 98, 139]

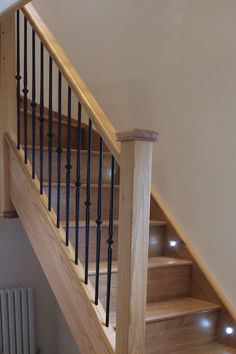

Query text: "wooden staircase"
[1, 3, 236, 354]
[18, 107, 236, 354]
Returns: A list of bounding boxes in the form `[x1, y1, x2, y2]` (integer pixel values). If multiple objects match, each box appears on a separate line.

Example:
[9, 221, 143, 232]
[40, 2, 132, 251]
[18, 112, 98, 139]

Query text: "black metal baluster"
[31, 29, 36, 179]
[65, 86, 72, 246]
[85, 119, 92, 284]
[75, 102, 82, 265]
[106, 156, 115, 327]
[16, 10, 21, 150]
[23, 16, 29, 163]
[95, 137, 103, 305]
[39, 42, 44, 195]
[56, 71, 62, 228]
[48, 56, 53, 211]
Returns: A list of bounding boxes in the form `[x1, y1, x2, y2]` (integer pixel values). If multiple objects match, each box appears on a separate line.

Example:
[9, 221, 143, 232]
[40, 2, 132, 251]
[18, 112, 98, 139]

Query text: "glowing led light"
[200, 319, 211, 329]
[225, 327, 234, 335]
[169, 240, 177, 247]
[150, 236, 158, 246]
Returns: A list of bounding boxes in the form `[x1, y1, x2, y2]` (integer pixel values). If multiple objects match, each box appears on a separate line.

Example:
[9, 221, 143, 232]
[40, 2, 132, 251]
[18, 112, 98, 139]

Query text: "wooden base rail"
[5, 132, 115, 354]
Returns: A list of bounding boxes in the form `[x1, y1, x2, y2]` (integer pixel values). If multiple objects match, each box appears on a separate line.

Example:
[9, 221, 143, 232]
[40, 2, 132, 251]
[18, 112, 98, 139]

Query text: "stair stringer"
[5, 132, 115, 354]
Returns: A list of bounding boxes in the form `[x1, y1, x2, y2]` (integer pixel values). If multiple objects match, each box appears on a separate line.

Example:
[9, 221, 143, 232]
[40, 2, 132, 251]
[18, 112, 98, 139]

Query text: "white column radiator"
[0, 288, 35, 354]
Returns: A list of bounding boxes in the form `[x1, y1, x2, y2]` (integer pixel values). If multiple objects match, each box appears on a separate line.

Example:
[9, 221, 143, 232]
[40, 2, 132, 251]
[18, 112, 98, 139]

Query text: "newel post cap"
[116, 129, 159, 142]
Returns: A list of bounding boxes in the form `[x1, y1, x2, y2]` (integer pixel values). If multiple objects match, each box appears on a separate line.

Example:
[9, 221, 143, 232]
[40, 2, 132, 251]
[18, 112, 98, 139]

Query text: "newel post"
[116, 129, 158, 354]
[0, 13, 17, 217]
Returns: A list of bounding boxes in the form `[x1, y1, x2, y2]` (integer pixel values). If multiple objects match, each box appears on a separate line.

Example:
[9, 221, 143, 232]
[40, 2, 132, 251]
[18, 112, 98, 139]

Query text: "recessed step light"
[169, 240, 177, 247]
[225, 326, 234, 335]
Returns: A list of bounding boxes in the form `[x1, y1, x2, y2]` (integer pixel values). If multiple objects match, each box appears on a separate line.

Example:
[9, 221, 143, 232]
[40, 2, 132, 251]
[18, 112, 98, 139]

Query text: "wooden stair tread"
[88, 257, 192, 275]
[44, 182, 120, 188]
[28, 145, 112, 156]
[145, 297, 220, 323]
[171, 342, 236, 354]
[62, 219, 167, 228]
[110, 297, 220, 327]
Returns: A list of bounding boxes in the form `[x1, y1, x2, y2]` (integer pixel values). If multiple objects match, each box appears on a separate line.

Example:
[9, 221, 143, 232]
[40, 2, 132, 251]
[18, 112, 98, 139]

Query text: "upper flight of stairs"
[18, 107, 236, 354]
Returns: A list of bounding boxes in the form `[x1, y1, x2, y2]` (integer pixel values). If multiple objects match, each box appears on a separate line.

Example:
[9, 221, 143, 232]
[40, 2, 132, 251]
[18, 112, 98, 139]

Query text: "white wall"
[32, 0, 236, 312]
[0, 219, 58, 354]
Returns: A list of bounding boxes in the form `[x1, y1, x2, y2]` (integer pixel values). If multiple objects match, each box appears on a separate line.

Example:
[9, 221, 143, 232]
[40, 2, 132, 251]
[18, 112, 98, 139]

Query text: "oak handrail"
[22, 3, 120, 163]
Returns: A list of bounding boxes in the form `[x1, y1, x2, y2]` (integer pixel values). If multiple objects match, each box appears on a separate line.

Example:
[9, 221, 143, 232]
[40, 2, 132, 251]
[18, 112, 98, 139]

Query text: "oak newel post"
[0, 13, 16, 217]
[116, 129, 159, 354]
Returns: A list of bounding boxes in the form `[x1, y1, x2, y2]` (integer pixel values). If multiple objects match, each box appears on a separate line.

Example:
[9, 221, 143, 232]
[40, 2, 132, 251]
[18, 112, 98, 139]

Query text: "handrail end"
[116, 129, 159, 142]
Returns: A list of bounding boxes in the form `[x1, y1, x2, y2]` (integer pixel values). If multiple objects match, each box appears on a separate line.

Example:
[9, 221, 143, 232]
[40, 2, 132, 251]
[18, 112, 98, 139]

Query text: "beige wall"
[32, 0, 236, 311]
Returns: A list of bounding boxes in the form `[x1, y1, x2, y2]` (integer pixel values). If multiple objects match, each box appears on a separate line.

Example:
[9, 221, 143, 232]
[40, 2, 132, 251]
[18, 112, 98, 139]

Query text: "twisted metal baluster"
[16, 10, 21, 150]
[31, 29, 37, 179]
[48, 56, 53, 211]
[84, 119, 92, 284]
[39, 42, 44, 195]
[65, 86, 72, 245]
[23, 16, 29, 163]
[95, 137, 103, 305]
[56, 71, 62, 228]
[75, 102, 82, 265]
[106, 156, 115, 327]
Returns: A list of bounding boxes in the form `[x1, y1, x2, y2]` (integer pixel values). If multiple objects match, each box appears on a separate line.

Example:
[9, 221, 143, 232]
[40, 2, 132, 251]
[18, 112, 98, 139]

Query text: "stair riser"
[146, 311, 219, 354]
[20, 111, 80, 148]
[89, 264, 191, 312]
[44, 185, 119, 221]
[67, 224, 165, 263]
[147, 265, 191, 302]
[29, 149, 119, 184]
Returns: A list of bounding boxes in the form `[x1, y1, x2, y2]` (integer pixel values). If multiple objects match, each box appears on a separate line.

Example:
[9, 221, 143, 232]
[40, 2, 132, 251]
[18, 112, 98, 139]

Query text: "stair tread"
[88, 256, 192, 275]
[43, 182, 120, 190]
[171, 342, 236, 354]
[28, 145, 112, 156]
[110, 297, 220, 327]
[62, 219, 167, 228]
[145, 297, 220, 323]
